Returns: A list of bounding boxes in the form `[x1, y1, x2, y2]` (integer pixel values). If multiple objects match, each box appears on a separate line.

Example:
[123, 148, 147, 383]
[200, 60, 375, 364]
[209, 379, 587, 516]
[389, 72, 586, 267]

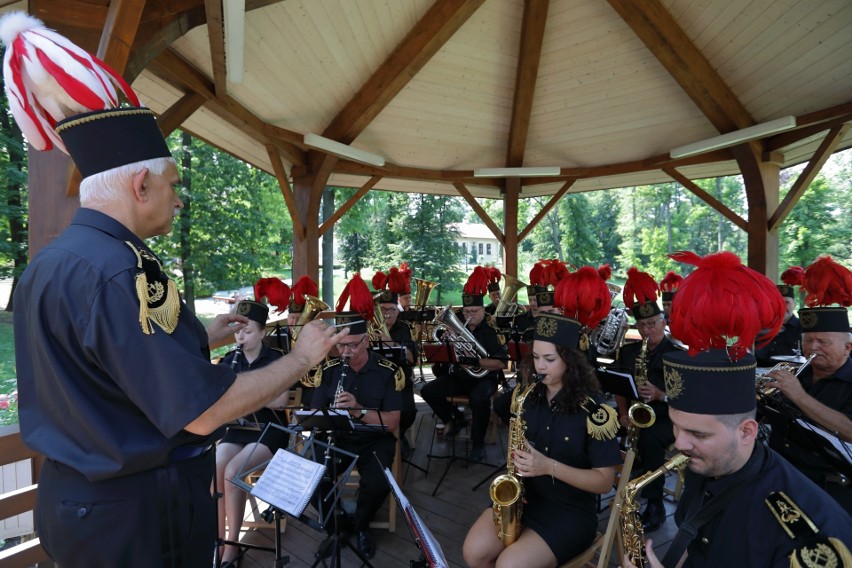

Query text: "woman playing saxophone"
[463, 310, 621, 567]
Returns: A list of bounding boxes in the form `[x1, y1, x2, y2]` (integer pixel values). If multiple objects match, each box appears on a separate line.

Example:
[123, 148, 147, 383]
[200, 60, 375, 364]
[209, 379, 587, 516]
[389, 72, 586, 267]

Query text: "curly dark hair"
[524, 346, 601, 413]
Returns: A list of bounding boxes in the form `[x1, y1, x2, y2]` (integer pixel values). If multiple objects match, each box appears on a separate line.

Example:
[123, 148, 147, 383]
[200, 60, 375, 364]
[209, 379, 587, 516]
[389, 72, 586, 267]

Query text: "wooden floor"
[231, 377, 682, 568]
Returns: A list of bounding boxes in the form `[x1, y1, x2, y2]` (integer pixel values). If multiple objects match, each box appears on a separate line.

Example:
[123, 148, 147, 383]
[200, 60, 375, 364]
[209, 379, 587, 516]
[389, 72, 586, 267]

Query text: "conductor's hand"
[512, 443, 550, 478]
[207, 312, 248, 345]
[766, 367, 806, 404]
[622, 539, 663, 568]
[290, 320, 349, 368]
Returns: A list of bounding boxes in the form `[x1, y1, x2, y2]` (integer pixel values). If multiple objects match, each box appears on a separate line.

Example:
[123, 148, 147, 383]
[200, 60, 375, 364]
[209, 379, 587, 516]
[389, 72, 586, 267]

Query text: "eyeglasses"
[636, 317, 664, 329]
[380, 307, 399, 314]
[339, 336, 366, 351]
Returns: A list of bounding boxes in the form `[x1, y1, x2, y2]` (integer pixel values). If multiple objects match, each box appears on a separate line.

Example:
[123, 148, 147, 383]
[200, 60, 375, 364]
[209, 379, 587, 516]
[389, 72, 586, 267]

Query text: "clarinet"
[230, 345, 243, 370]
[333, 354, 351, 407]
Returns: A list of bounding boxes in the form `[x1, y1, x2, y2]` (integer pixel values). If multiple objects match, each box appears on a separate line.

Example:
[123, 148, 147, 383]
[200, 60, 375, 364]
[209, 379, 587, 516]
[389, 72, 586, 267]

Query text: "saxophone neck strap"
[661, 445, 764, 568]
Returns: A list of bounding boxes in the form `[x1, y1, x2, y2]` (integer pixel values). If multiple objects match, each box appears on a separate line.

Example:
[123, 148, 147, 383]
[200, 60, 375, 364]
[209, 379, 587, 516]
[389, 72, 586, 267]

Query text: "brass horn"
[494, 274, 528, 317]
[413, 278, 439, 309]
[292, 294, 328, 341]
[370, 292, 392, 340]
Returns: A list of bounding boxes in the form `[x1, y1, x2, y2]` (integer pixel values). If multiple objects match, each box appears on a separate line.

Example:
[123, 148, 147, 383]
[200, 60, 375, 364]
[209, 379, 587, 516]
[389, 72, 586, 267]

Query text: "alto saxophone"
[489, 375, 541, 546]
[627, 338, 656, 450]
[619, 453, 690, 567]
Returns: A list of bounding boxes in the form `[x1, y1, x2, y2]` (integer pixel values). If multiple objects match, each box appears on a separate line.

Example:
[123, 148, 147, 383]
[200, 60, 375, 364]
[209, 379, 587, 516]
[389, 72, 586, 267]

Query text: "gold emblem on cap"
[664, 366, 684, 400]
[537, 317, 558, 338]
[638, 303, 655, 318]
[538, 292, 552, 305]
[237, 303, 251, 316]
[800, 311, 818, 329]
[463, 295, 473, 306]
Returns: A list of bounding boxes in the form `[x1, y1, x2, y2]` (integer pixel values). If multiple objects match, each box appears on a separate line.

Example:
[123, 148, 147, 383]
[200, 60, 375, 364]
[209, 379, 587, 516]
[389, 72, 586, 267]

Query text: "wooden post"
[503, 179, 520, 277]
[27, 149, 79, 258]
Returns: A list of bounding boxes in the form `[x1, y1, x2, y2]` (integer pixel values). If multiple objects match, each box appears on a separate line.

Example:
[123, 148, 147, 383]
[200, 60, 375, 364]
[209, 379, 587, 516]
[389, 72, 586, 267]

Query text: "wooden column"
[291, 174, 320, 281]
[503, 179, 520, 277]
[735, 144, 780, 277]
[761, 154, 783, 283]
[27, 149, 79, 257]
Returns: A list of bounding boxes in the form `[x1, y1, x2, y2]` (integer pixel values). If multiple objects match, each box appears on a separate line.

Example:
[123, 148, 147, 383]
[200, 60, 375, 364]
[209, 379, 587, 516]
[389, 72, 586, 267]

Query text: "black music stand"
[383, 467, 449, 568]
[596, 367, 639, 400]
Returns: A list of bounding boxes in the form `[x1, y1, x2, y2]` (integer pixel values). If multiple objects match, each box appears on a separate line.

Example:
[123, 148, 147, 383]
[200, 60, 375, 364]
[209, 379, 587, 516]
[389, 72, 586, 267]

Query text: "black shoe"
[443, 415, 468, 438]
[640, 499, 666, 532]
[469, 443, 486, 462]
[400, 436, 411, 459]
[356, 530, 375, 559]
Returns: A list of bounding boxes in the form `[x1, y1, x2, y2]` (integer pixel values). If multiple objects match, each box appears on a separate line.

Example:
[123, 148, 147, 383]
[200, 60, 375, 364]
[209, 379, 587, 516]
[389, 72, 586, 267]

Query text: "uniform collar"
[73, 208, 147, 251]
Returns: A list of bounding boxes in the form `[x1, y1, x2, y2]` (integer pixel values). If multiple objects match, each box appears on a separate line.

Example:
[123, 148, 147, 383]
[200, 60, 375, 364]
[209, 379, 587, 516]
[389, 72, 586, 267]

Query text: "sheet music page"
[794, 419, 852, 465]
[250, 448, 326, 517]
[601, 368, 639, 399]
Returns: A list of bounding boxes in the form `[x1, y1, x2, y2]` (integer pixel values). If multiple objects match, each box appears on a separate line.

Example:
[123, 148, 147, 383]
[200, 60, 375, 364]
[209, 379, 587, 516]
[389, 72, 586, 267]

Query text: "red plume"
[487, 266, 502, 285]
[254, 277, 291, 314]
[336, 273, 375, 321]
[597, 264, 612, 281]
[555, 266, 612, 329]
[543, 259, 570, 286]
[398, 262, 412, 294]
[529, 260, 547, 286]
[659, 271, 683, 293]
[622, 267, 660, 310]
[780, 266, 804, 287]
[388, 267, 408, 294]
[464, 266, 489, 295]
[801, 256, 852, 307]
[291, 275, 318, 308]
[668, 251, 785, 360]
[372, 270, 388, 291]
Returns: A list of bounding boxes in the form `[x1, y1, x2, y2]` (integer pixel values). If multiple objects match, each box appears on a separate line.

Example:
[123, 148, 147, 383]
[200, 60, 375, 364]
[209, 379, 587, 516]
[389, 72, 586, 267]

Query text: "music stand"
[596, 367, 639, 400]
[383, 467, 449, 568]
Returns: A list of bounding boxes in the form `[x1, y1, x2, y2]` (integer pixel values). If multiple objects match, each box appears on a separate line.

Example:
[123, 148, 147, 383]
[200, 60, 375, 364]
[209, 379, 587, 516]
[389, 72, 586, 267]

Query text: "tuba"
[490, 376, 540, 545]
[590, 283, 628, 356]
[627, 338, 655, 450]
[431, 305, 490, 378]
[293, 294, 329, 387]
[413, 278, 439, 309]
[619, 453, 690, 567]
[494, 274, 528, 317]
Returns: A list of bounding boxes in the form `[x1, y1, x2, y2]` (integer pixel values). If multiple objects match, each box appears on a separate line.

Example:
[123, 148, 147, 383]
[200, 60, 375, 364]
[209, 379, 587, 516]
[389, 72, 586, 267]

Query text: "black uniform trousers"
[636, 404, 675, 500]
[421, 370, 497, 445]
[36, 450, 216, 568]
[399, 367, 417, 435]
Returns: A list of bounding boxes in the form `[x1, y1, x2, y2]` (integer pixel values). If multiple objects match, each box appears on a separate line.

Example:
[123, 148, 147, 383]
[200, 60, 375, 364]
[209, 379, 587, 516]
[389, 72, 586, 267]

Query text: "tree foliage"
[0, 71, 28, 309]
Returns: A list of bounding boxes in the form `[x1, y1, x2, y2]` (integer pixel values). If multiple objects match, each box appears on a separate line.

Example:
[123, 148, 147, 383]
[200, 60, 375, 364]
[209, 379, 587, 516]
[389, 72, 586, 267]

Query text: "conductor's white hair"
[79, 157, 176, 206]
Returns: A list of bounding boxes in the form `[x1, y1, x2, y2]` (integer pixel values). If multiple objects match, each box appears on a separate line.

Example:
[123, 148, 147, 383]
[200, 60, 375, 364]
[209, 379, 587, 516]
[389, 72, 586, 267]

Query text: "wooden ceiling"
[5, 0, 852, 200]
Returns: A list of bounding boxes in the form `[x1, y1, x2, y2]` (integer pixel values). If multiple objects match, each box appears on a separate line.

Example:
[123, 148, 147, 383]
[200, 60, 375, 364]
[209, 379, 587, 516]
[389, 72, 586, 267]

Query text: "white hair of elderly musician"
[79, 156, 177, 207]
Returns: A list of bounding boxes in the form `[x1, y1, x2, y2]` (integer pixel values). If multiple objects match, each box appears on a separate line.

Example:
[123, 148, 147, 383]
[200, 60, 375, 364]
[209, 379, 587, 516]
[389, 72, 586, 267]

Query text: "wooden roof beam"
[319, 176, 382, 237]
[453, 182, 504, 243]
[157, 91, 207, 136]
[322, 0, 487, 144]
[768, 124, 849, 231]
[204, 0, 227, 97]
[506, 0, 549, 168]
[607, 0, 753, 133]
[663, 168, 747, 232]
[764, 114, 852, 155]
[266, 144, 305, 239]
[518, 180, 575, 242]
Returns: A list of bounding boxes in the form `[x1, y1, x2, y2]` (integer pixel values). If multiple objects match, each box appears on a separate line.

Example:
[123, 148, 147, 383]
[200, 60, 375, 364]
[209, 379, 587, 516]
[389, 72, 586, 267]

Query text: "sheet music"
[385, 468, 448, 568]
[250, 448, 326, 517]
[794, 419, 852, 465]
[598, 368, 639, 399]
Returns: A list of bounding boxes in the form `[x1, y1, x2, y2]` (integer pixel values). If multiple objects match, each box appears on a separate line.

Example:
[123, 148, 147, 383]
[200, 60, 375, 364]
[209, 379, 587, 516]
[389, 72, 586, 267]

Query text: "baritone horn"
[414, 278, 439, 309]
[292, 294, 328, 341]
[370, 292, 392, 340]
[494, 274, 528, 317]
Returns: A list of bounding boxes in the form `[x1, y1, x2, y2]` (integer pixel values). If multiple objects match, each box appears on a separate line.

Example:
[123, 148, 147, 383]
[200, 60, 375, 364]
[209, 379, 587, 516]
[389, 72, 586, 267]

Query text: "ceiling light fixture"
[303, 133, 386, 167]
[473, 166, 561, 178]
[669, 116, 797, 159]
[224, 0, 245, 84]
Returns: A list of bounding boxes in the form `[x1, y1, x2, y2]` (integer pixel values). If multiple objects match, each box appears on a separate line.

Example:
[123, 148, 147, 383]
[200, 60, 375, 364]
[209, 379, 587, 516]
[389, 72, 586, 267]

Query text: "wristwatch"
[360, 408, 369, 417]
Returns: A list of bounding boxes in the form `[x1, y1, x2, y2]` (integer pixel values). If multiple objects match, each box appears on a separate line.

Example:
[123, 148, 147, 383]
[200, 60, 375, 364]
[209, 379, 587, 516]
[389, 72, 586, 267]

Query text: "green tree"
[779, 176, 842, 268]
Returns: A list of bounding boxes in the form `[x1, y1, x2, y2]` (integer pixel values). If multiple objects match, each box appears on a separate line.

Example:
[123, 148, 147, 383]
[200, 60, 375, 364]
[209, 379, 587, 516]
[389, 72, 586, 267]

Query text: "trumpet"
[756, 353, 817, 398]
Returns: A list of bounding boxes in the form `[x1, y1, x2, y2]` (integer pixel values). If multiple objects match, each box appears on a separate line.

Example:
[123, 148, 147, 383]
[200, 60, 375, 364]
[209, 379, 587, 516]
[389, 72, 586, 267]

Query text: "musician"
[214, 300, 286, 567]
[421, 266, 508, 462]
[374, 281, 419, 458]
[463, 313, 620, 567]
[613, 267, 678, 533]
[397, 262, 413, 310]
[763, 257, 852, 512]
[658, 271, 682, 322]
[624, 349, 852, 567]
[511, 284, 543, 341]
[485, 267, 502, 316]
[310, 312, 403, 559]
[754, 284, 803, 366]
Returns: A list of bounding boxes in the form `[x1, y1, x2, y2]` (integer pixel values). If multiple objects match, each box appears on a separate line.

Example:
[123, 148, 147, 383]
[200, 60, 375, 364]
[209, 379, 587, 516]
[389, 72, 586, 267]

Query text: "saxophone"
[489, 375, 541, 546]
[627, 338, 655, 450]
[619, 453, 689, 567]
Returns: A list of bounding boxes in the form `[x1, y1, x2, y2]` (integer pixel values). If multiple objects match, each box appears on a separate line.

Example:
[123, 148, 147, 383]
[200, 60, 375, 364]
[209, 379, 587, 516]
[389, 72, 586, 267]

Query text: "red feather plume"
[291, 275, 318, 308]
[555, 266, 612, 329]
[398, 262, 412, 294]
[388, 267, 408, 294]
[597, 264, 612, 281]
[336, 273, 375, 321]
[543, 259, 571, 287]
[668, 250, 785, 360]
[622, 267, 660, 310]
[464, 266, 489, 295]
[659, 271, 683, 293]
[372, 270, 388, 291]
[529, 260, 548, 286]
[781, 266, 805, 287]
[801, 256, 852, 307]
[254, 277, 291, 314]
[486, 266, 502, 285]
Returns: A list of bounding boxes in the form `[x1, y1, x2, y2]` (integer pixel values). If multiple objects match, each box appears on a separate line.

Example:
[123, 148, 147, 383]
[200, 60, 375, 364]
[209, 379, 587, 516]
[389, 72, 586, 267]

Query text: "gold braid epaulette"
[583, 397, 619, 441]
[322, 358, 342, 370]
[763, 491, 852, 568]
[378, 358, 405, 391]
[125, 241, 180, 335]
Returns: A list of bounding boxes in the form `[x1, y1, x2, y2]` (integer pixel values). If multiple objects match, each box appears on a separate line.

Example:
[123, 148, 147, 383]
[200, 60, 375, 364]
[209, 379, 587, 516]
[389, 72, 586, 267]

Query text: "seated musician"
[397, 261, 413, 310]
[310, 276, 403, 559]
[464, 294, 620, 567]
[421, 266, 508, 463]
[658, 270, 682, 323]
[485, 266, 502, 316]
[763, 256, 852, 513]
[626, 251, 852, 567]
[373, 267, 419, 457]
[754, 278, 803, 366]
[613, 267, 679, 533]
[214, 300, 287, 567]
[511, 283, 542, 342]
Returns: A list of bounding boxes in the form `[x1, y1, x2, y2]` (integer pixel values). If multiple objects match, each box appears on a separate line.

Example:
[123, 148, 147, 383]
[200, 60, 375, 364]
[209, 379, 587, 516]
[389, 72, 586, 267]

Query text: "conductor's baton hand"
[207, 313, 248, 345]
[292, 320, 349, 367]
